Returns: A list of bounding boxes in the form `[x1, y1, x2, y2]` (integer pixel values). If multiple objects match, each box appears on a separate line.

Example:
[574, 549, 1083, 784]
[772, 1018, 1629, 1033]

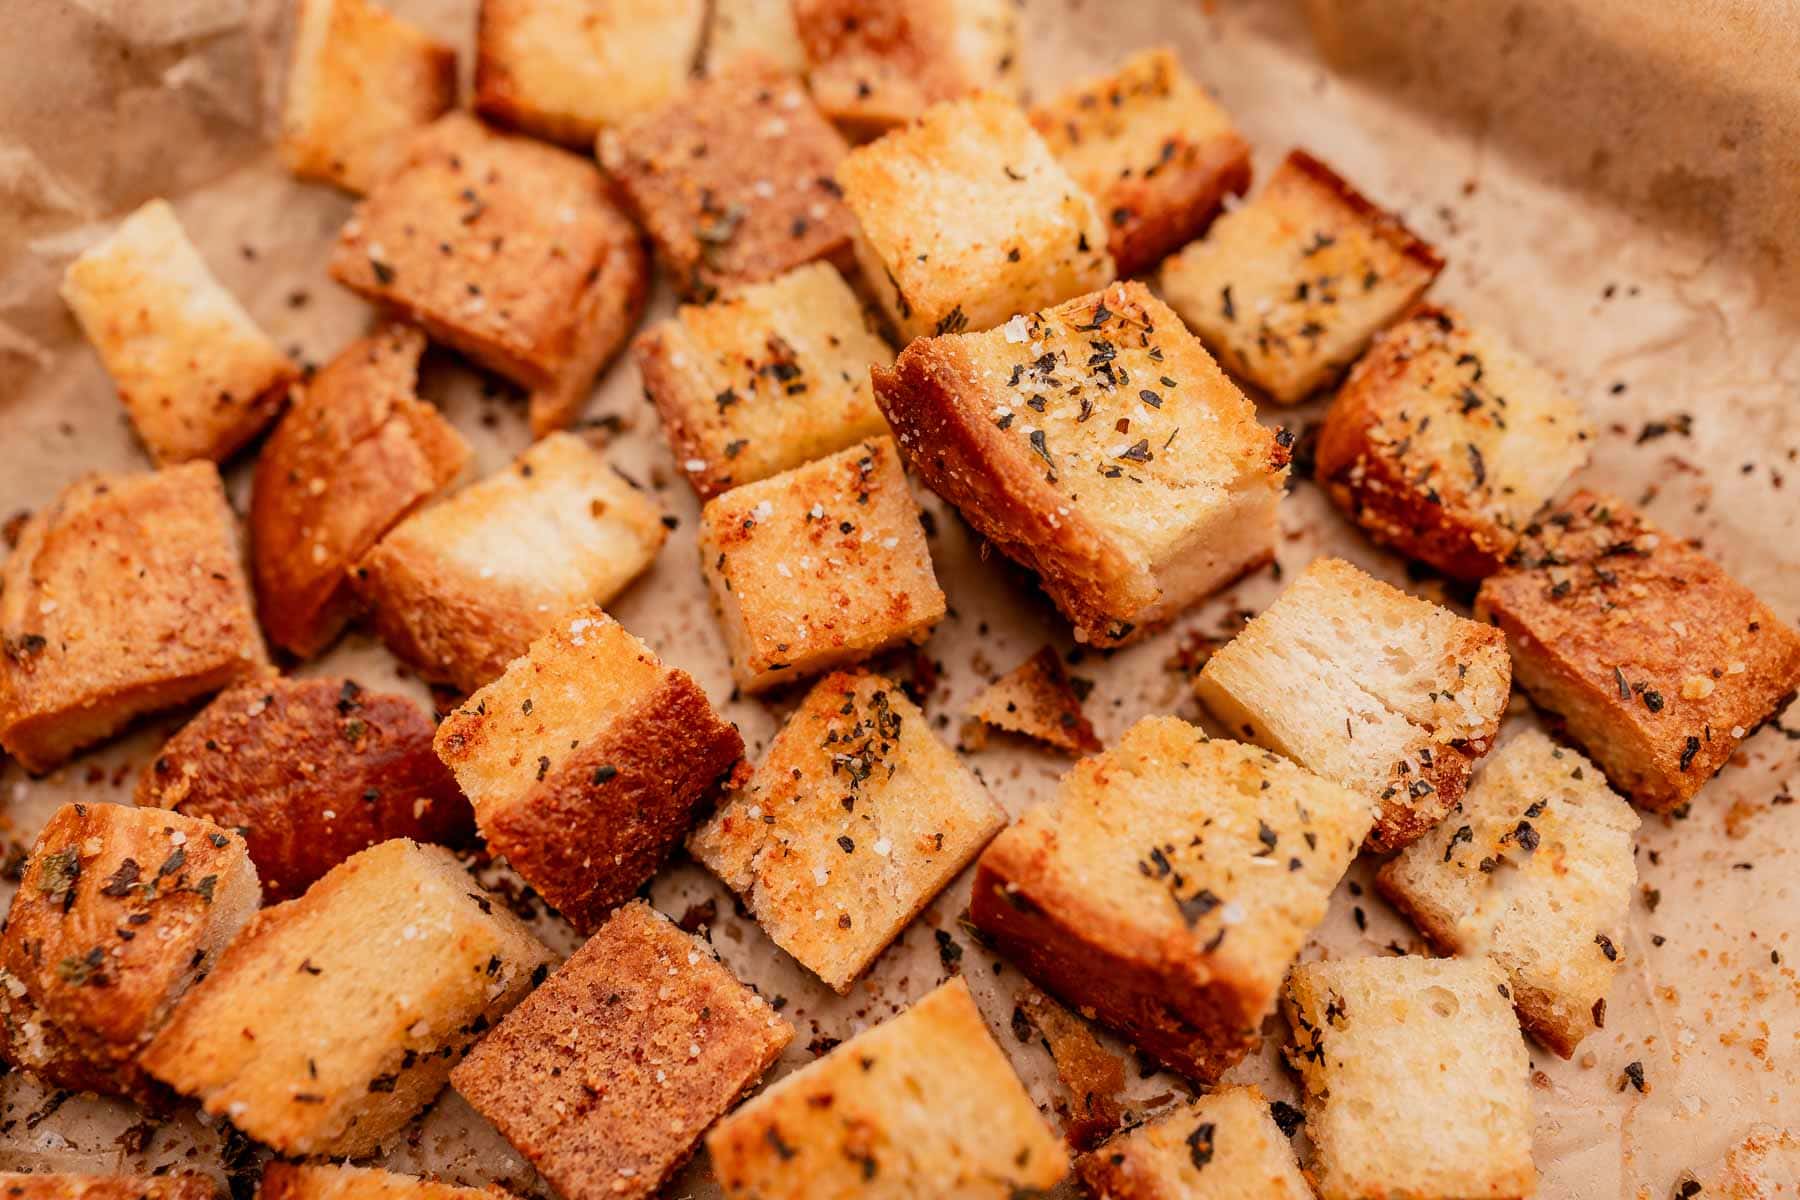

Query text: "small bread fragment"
[435, 609, 743, 933]
[353, 432, 666, 694]
[1283, 956, 1536, 1200]
[136, 676, 472, 903]
[259, 1163, 511, 1200]
[0, 462, 268, 773]
[1195, 557, 1511, 852]
[971, 717, 1369, 1081]
[874, 281, 1287, 648]
[690, 670, 1004, 992]
[697, 437, 945, 693]
[452, 901, 791, 1200]
[60, 199, 297, 465]
[0, 1175, 218, 1200]
[705, 0, 805, 74]
[1076, 1085, 1312, 1200]
[633, 262, 891, 498]
[966, 646, 1100, 754]
[1475, 492, 1800, 813]
[706, 977, 1068, 1199]
[1161, 149, 1444, 403]
[0, 802, 260, 1098]
[140, 839, 552, 1157]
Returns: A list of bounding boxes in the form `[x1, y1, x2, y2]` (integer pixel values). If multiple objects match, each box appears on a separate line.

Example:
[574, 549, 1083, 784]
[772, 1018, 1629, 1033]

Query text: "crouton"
[0, 803, 259, 1099]
[250, 324, 469, 658]
[706, 0, 805, 75]
[971, 717, 1369, 1081]
[1316, 306, 1592, 581]
[1195, 557, 1511, 852]
[474, 0, 705, 146]
[259, 1164, 510, 1200]
[0, 1176, 218, 1200]
[136, 676, 472, 903]
[1704, 1126, 1800, 1199]
[0, 462, 268, 773]
[633, 262, 891, 499]
[352, 432, 666, 694]
[140, 839, 551, 1157]
[690, 670, 1004, 991]
[1031, 48, 1252, 278]
[452, 901, 790, 1200]
[280, 0, 458, 194]
[1161, 150, 1444, 404]
[1475, 492, 1800, 812]
[966, 645, 1100, 754]
[1283, 956, 1536, 1200]
[600, 58, 855, 301]
[1076, 1085, 1312, 1200]
[434, 609, 743, 933]
[706, 977, 1068, 1198]
[60, 200, 297, 465]
[697, 437, 944, 693]
[1377, 730, 1638, 1058]
[874, 281, 1286, 648]
[330, 113, 649, 437]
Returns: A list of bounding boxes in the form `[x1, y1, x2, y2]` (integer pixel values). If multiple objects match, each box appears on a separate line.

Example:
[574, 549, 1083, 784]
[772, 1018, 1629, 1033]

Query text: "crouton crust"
[258, 1163, 511, 1200]
[966, 645, 1101, 754]
[0, 1176, 219, 1200]
[705, 0, 805, 75]
[1075, 1085, 1312, 1200]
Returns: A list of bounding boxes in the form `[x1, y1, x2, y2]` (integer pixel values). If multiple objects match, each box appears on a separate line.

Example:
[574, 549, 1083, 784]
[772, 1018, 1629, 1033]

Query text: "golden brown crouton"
[452, 901, 791, 1200]
[434, 609, 743, 933]
[1161, 150, 1444, 404]
[60, 200, 297, 465]
[705, 0, 805, 74]
[0, 462, 268, 773]
[0, 802, 260, 1099]
[874, 282, 1287, 648]
[1475, 492, 1800, 812]
[966, 645, 1100, 754]
[250, 324, 469, 658]
[0, 1175, 218, 1200]
[330, 113, 648, 436]
[259, 1164, 511, 1200]
[140, 839, 552, 1157]
[1076, 1086, 1312, 1200]
[971, 717, 1369, 1082]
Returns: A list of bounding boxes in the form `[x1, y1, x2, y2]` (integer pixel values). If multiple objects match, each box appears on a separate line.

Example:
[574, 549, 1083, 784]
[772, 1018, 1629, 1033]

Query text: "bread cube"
[707, 977, 1068, 1198]
[0, 802, 259, 1098]
[0, 462, 268, 773]
[706, 0, 805, 74]
[280, 0, 457, 193]
[140, 839, 551, 1157]
[838, 94, 1114, 344]
[136, 676, 473, 903]
[698, 437, 944, 692]
[260, 1161, 511, 1200]
[1475, 491, 1800, 813]
[353, 432, 666, 693]
[474, 0, 705, 146]
[435, 609, 743, 932]
[60, 200, 297, 465]
[874, 281, 1287, 648]
[1161, 150, 1444, 404]
[967, 645, 1100, 754]
[250, 324, 470, 658]
[452, 901, 791, 1200]
[1283, 956, 1536, 1200]
[1195, 557, 1511, 852]
[633, 262, 891, 499]
[1076, 1085, 1312, 1200]
[1031, 47, 1252, 278]
[330, 113, 649, 436]
[0, 1176, 217, 1200]
[971, 717, 1369, 1081]
[600, 58, 855, 302]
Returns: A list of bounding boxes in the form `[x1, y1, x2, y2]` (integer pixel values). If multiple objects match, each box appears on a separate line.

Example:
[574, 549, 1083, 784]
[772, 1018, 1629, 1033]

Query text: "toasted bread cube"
[0, 462, 268, 773]
[260, 1165, 509, 1200]
[967, 645, 1101, 754]
[1475, 492, 1800, 813]
[353, 432, 666, 693]
[280, 0, 457, 193]
[706, 0, 805, 74]
[634, 263, 891, 498]
[0, 1175, 218, 1200]
[1076, 1085, 1312, 1200]
[137, 677, 473, 903]
[1161, 150, 1444, 404]
[250, 324, 470, 657]
[971, 717, 1369, 1081]
[452, 901, 791, 1200]
[140, 839, 551, 1157]
[1283, 956, 1536, 1200]
[60, 200, 297, 465]
[1196, 557, 1511, 852]
[330, 114, 649, 437]
[874, 282, 1286, 648]
[435, 609, 743, 932]
[1031, 48, 1252, 278]
[0, 803, 260, 1098]
[697, 437, 944, 692]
